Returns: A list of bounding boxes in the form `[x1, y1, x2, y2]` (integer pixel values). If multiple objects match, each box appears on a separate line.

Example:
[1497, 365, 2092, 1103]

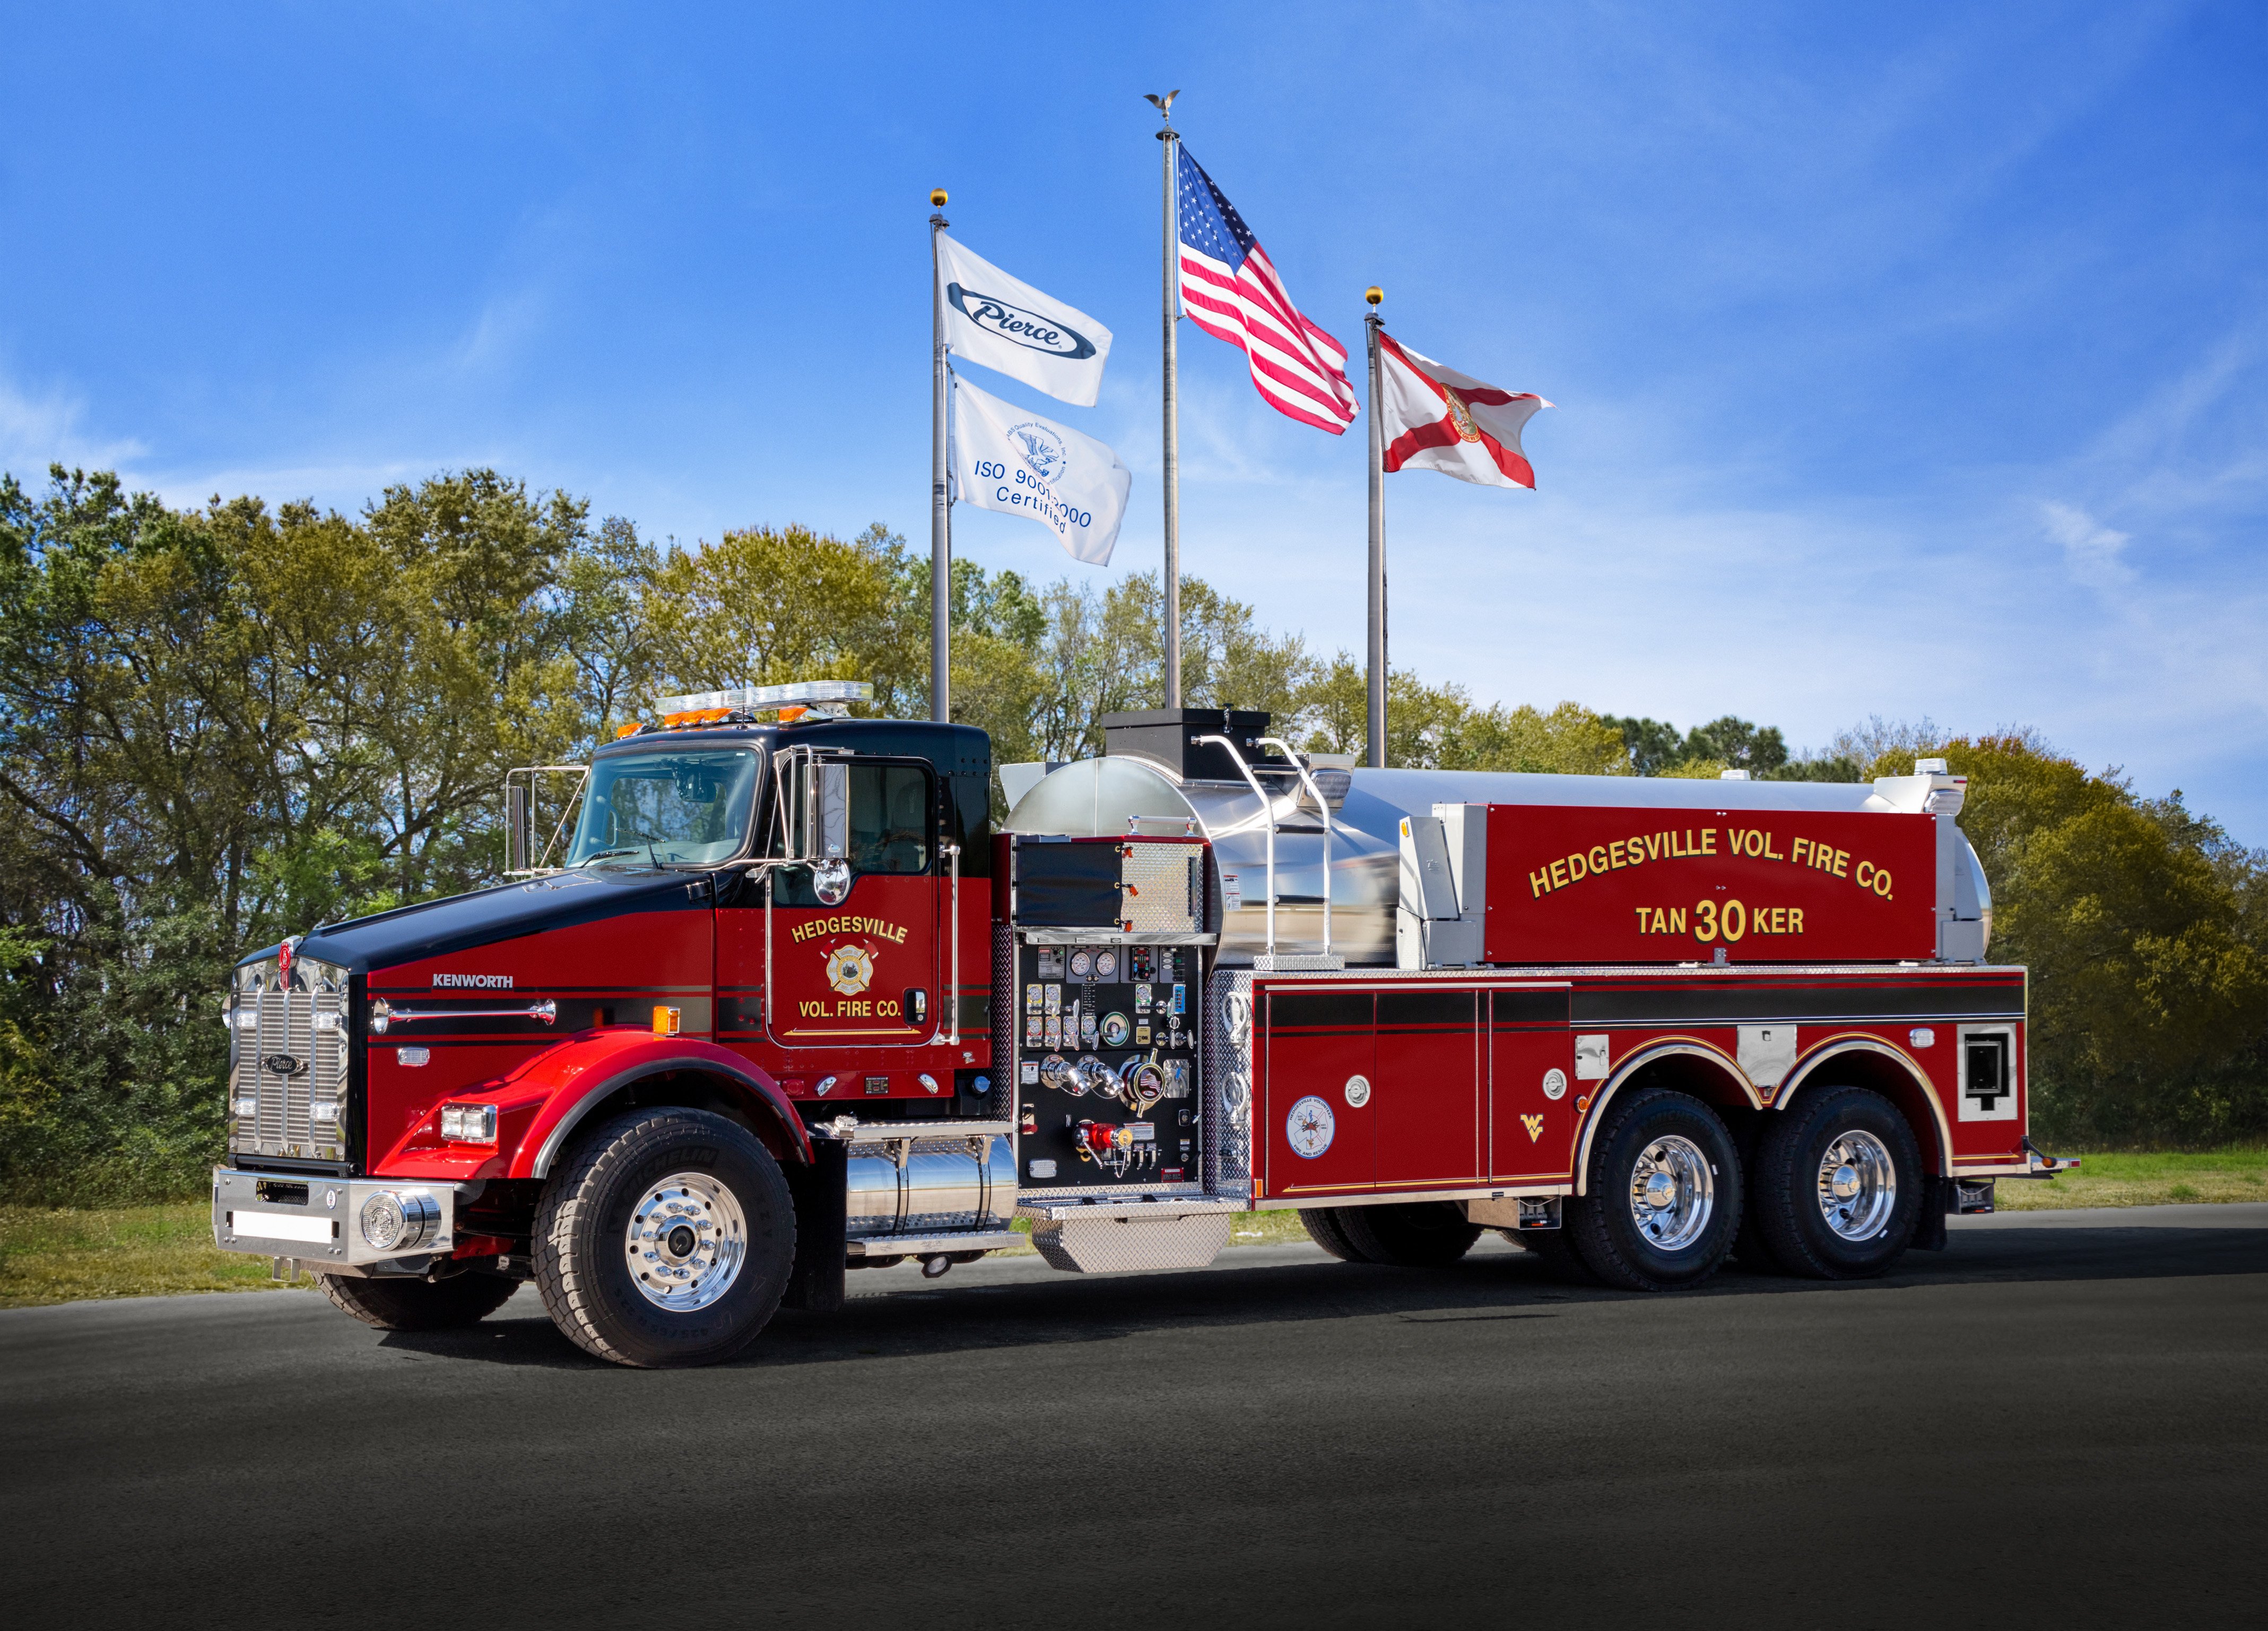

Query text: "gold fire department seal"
[824, 943, 875, 996]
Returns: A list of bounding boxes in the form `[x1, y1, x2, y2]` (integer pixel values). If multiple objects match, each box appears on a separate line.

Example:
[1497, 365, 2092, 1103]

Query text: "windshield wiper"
[577, 847, 642, 867]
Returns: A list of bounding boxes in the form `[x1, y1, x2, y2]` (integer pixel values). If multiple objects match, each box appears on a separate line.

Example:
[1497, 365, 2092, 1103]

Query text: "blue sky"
[5, 4, 2265, 835]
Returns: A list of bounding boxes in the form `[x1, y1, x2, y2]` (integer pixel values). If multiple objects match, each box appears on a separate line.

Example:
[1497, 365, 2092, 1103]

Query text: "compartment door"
[1373, 989, 1482, 1191]
[1488, 987, 1577, 1184]
[1262, 990, 1375, 1198]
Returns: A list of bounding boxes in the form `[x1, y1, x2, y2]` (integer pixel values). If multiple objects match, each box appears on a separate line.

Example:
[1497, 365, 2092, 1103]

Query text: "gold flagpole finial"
[930, 188, 948, 207]
[1366, 286, 1383, 307]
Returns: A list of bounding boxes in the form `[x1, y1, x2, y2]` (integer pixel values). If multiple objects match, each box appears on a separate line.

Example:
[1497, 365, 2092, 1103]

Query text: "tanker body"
[203, 689, 2065, 1367]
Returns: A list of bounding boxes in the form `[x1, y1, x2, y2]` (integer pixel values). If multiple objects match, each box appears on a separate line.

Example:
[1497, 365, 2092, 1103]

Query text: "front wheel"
[1751, 1086, 1923, 1279]
[535, 1107, 795, 1368]
[1566, 1087, 1740, 1292]
[318, 1270, 518, 1331]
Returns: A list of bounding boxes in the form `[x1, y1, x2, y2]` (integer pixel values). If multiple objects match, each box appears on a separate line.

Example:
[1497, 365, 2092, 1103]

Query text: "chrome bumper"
[211, 1167, 466, 1268]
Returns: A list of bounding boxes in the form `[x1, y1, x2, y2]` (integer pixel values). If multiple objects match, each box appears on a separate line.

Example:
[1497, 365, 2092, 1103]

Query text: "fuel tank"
[842, 1126, 1018, 1240]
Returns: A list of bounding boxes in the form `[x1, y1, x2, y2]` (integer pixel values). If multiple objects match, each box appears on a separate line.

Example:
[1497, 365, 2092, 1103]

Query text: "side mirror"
[506, 782, 532, 875]
[814, 761, 849, 861]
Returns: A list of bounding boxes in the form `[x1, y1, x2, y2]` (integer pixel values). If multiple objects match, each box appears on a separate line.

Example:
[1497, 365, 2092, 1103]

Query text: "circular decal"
[1541, 1068, 1568, 1101]
[1286, 1095, 1336, 1159]
[1096, 949, 1119, 979]
[825, 944, 874, 996]
[1068, 950, 1092, 979]
[1101, 1011, 1131, 1046]
[1343, 1074, 1371, 1108]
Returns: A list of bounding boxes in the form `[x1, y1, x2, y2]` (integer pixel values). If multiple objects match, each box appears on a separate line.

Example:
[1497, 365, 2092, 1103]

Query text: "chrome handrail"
[369, 998, 557, 1035]
[1256, 736, 1332, 960]
[1192, 733, 1281, 957]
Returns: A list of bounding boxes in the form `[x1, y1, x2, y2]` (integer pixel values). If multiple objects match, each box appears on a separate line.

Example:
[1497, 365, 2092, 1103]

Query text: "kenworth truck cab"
[211, 683, 2070, 1367]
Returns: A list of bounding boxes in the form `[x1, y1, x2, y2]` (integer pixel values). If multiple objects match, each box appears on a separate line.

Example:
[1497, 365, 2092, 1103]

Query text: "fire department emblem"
[1287, 1095, 1336, 1159]
[824, 944, 875, 997]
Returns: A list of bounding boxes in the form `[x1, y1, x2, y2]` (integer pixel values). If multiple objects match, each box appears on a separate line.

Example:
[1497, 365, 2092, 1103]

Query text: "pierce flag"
[936, 233, 1113, 408]
[1376, 333, 1550, 489]
[949, 373, 1131, 565]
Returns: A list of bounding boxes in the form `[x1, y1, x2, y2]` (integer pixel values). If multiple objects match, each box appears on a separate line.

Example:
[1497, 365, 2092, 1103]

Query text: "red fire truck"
[208, 682, 2069, 1367]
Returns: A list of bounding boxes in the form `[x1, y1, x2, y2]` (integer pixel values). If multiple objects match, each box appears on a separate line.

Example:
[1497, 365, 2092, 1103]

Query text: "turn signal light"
[439, 1103, 498, 1144]
[652, 1006, 681, 1036]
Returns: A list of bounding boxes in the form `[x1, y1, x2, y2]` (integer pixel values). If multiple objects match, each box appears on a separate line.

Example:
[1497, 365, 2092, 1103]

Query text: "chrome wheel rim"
[624, 1172, 747, 1311]
[1626, 1133, 1714, 1252]
[1815, 1129, 1896, 1241]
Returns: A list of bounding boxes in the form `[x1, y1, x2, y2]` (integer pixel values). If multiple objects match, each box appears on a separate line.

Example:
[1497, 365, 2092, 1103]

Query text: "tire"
[1752, 1085, 1923, 1279]
[535, 1107, 795, 1368]
[1333, 1202, 1483, 1267]
[1511, 1226, 1601, 1286]
[1566, 1087, 1741, 1292]
[1300, 1207, 1372, 1262]
[318, 1270, 518, 1331]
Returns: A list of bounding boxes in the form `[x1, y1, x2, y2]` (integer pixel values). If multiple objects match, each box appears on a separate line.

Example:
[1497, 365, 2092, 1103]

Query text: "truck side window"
[849, 764, 931, 875]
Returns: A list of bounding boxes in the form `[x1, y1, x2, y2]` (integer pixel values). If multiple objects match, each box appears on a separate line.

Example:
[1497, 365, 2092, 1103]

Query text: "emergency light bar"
[652, 680, 874, 717]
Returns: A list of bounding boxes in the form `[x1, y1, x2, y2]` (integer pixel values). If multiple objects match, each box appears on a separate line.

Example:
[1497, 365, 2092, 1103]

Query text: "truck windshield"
[564, 749, 760, 868]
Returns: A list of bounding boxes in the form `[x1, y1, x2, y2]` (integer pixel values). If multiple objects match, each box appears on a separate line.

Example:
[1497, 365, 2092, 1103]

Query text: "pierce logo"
[946, 283, 1098, 360]
[433, 973, 515, 989]
[262, 1052, 307, 1078]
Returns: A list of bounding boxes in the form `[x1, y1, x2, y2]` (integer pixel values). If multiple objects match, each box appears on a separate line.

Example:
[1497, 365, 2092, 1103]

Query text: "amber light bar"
[653, 681, 873, 721]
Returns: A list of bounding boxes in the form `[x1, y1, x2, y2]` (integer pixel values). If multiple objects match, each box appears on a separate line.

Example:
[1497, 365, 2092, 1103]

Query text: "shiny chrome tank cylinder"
[842, 1128, 1017, 1238]
[1003, 755, 1400, 966]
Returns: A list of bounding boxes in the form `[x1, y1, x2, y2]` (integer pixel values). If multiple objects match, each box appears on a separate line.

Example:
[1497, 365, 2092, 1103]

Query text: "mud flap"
[1911, 1176, 1950, 1251]
[781, 1137, 847, 1311]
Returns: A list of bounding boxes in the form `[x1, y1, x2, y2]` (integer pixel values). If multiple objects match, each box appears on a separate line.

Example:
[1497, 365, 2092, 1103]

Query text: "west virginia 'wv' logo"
[1521, 1113, 1545, 1142]
[824, 944, 875, 996]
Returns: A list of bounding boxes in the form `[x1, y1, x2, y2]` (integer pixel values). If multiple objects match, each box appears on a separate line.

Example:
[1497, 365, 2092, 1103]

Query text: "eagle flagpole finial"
[1145, 89, 1180, 124]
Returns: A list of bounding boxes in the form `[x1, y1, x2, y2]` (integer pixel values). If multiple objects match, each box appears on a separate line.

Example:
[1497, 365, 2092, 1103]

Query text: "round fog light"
[359, 1189, 439, 1252]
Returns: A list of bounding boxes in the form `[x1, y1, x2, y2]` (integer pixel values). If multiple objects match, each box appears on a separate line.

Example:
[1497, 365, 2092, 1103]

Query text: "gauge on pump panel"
[1095, 949, 1119, 980]
[1101, 1011, 1131, 1046]
[1068, 949, 1092, 979]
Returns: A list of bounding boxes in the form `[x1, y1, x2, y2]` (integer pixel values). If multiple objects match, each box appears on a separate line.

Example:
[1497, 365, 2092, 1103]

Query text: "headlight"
[232, 1094, 258, 1118]
[359, 1190, 439, 1252]
[439, 1103, 498, 1144]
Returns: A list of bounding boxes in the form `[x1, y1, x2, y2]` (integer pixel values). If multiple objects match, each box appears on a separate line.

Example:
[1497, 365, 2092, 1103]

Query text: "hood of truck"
[245, 867, 703, 975]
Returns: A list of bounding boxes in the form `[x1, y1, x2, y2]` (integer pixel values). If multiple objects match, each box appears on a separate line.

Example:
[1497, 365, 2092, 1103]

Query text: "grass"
[0, 1202, 296, 1311]
[1984, 1146, 2268, 1210]
[5, 1149, 2263, 1310]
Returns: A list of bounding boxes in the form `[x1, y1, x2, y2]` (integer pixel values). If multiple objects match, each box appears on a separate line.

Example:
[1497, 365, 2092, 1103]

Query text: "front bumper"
[212, 1167, 466, 1269]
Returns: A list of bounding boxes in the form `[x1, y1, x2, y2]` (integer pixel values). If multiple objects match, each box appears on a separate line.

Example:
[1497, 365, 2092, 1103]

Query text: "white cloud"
[0, 371, 146, 481]
[2040, 500, 2134, 588]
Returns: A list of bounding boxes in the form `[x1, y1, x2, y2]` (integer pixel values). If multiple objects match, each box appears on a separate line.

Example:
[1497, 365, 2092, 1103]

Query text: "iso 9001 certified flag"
[1376, 332, 1551, 489]
[949, 373, 1131, 565]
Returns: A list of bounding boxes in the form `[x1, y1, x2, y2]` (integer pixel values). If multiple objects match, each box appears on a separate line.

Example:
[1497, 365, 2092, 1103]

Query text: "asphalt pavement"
[5, 1206, 2265, 1628]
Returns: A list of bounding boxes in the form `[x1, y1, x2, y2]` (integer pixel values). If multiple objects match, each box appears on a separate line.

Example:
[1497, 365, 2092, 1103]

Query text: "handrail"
[1191, 734, 1280, 958]
[1256, 736, 1332, 960]
[370, 998, 556, 1035]
[939, 842, 961, 1048]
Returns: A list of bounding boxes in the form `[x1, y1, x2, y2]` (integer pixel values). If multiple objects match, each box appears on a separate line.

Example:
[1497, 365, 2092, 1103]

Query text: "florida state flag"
[1376, 332, 1551, 488]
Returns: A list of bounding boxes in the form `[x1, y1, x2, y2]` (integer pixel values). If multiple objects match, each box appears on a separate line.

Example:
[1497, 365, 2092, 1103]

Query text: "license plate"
[232, 1210, 332, 1244]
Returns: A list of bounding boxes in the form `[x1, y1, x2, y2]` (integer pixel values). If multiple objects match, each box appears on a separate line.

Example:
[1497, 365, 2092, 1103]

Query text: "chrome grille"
[229, 954, 349, 1162]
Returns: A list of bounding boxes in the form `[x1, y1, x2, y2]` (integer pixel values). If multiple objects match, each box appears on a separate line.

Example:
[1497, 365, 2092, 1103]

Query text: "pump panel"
[1011, 938, 1205, 1192]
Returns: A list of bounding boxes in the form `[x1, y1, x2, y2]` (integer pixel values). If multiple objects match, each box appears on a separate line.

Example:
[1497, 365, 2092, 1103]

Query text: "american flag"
[1176, 145, 1357, 435]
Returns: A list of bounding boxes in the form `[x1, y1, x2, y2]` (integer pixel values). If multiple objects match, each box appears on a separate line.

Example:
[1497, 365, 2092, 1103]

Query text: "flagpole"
[929, 188, 952, 723]
[1153, 97, 1182, 709]
[1365, 286, 1386, 769]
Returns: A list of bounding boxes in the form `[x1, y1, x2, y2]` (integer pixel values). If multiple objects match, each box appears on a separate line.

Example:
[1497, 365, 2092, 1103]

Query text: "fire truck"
[208, 681, 2069, 1367]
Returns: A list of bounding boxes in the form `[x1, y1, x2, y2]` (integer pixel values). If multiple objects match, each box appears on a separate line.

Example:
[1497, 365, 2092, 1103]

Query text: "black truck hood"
[246, 868, 700, 974]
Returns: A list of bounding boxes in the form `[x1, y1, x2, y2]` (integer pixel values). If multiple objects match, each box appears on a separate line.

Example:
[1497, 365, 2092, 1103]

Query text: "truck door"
[1487, 986, 1577, 1184]
[1262, 989, 1375, 1197]
[723, 756, 942, 1050]
[1371, 988, 1482, 1190]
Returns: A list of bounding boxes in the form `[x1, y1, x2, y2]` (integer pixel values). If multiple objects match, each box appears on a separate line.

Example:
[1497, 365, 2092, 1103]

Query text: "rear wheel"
[1300, 1206, 1371, 1262]
[1752, 1086, 1922, 1279]
[1566, 1087, 1741, 1292]
[1333, 1202, 1482, 1267]
[535, 1107, 795, 1368]
[318, 1270, 517, 1331]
